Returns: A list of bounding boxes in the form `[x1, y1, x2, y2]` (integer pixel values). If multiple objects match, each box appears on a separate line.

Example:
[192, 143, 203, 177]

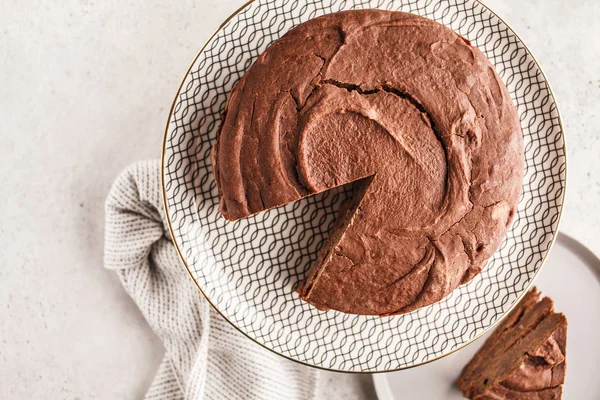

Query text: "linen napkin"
[104, 160, 374, 400]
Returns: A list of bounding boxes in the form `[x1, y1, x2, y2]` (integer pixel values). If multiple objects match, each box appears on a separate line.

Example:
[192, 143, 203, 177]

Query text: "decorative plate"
[162, 0, 566, 372]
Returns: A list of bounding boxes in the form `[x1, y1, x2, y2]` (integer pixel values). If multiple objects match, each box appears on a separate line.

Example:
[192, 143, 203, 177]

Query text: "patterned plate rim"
[160, 0, 567, 373]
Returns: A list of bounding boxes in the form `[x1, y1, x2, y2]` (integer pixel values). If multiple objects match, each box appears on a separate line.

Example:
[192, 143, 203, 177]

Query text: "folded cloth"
[104, 161, 374, 400]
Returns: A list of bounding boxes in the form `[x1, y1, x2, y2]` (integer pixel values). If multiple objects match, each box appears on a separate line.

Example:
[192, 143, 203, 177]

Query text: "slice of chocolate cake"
[457, 287, 567, 399]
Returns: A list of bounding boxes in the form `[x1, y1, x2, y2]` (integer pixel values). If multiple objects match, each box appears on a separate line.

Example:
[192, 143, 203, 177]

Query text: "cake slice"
[457, 287, 567, 399]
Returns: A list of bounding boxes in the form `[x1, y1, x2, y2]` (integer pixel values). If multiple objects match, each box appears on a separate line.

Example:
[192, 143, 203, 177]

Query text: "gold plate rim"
[160, 0, 567, 374]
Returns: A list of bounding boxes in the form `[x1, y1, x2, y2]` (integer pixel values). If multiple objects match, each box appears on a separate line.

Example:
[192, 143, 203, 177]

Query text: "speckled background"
[0, 0, 597, 398]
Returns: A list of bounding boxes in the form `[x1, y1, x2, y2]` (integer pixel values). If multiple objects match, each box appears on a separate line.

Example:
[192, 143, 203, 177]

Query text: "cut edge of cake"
[297, 175, 374, 304]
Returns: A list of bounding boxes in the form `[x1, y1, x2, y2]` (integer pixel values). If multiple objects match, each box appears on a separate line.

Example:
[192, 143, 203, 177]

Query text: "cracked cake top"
[212, 10, 524, 315]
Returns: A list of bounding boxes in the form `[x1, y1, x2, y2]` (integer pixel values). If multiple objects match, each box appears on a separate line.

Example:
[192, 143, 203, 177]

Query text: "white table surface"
[1, 0, 598, 398]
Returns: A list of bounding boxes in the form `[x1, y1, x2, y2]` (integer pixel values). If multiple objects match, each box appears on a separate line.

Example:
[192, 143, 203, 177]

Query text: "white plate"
[374, 232, 600, 399]
[162, 0, 566, 371]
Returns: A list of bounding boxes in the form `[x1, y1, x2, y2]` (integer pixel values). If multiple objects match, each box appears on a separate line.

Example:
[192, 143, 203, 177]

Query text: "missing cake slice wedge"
[457, 287, 567, 399]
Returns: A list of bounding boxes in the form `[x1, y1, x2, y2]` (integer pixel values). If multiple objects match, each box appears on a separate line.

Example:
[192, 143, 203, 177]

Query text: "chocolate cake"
[458, 287, 567, 399]
[212, 10, 524, 315]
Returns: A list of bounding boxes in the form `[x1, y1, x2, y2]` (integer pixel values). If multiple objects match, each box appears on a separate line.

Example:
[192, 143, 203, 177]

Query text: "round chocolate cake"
[212, 10, 524, 316]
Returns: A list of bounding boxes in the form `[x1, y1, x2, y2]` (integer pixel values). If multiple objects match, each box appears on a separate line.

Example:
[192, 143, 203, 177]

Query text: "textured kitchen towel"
[104, 160, 374, 400]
